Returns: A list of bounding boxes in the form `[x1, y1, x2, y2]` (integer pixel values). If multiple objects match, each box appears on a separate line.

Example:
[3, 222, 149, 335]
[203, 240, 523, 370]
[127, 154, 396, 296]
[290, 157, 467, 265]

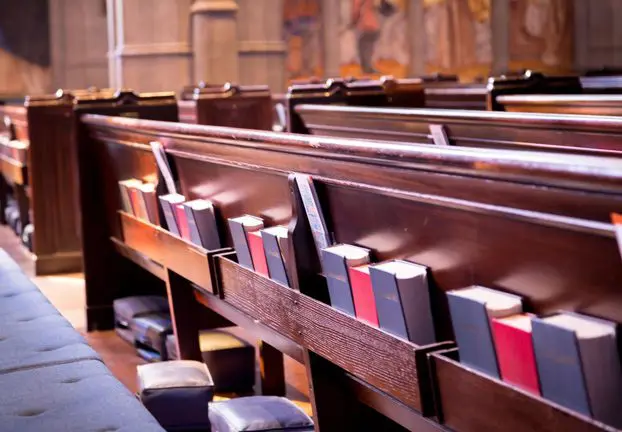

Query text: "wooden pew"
[0, 89, 178, 275]
[80, 114, 622, 431]
[294, 104, 622, 157]
[178, 82, 272, 130]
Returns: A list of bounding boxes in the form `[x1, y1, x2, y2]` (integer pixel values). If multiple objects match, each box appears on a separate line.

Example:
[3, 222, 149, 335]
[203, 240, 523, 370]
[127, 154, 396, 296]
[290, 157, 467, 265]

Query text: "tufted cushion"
[0, 360, 165, 431]
[209, 396, 314, 432]
[0, 290, 60, 325]
[138, 360, 214, 430]
[165, 330, 256, 392]
[0, 318, 100, 374]
[130, 313, 172, 360]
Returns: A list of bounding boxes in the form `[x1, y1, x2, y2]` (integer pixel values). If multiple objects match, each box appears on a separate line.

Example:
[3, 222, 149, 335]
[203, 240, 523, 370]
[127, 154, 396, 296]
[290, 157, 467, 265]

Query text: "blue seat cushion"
[0, 290, 60, 325]
[209, 396, 314, 432]
[0, 359, 165, 431]
[0, 317, 100, 374]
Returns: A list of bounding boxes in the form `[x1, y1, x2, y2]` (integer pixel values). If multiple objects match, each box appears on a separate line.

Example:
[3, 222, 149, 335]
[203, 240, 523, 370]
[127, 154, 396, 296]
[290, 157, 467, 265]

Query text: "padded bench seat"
[0, 360, 165, 432]
[0, 248, 166, 431]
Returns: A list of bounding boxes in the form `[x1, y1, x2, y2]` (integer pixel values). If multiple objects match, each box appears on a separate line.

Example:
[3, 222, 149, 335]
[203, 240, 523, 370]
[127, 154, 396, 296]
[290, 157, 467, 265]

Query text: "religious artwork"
[339, 0, 409, 78]
[508, 0, 573, 73]
[283, 0, 324, 83]
[423, 0, 492, 81]
[0, 0, 51, 94]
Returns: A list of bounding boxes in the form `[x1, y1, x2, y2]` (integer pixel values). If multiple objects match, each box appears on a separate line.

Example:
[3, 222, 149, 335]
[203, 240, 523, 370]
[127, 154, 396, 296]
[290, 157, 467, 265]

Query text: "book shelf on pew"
[80, 115, 622, 432]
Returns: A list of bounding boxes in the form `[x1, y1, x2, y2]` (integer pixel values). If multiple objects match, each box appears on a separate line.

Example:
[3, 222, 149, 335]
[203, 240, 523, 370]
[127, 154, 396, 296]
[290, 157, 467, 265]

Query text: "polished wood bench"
[294, 104, 622, 157]
[178, 82, 272, 130]
[79, 114, 622, 431]
[0, 89, 178, 275]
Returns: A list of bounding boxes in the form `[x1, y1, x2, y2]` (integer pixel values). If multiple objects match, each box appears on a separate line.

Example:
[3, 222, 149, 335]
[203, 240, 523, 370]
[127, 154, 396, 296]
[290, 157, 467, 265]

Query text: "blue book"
[532, 312, 622, 427]
[447, 286, 523, 379]
[321, 244, 370, 316]
[228, 215, 264, 270]
[261, 226, 290, 287]
[369, 260, 435, 345]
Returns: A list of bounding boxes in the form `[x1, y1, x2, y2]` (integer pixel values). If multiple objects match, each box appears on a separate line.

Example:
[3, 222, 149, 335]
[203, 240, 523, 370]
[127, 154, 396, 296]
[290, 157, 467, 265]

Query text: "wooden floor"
[0, 225, 310, 411]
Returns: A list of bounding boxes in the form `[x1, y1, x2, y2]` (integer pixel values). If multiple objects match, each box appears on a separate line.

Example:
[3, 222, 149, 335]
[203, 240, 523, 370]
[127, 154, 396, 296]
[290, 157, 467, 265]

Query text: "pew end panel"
[498, 94, 622, 116]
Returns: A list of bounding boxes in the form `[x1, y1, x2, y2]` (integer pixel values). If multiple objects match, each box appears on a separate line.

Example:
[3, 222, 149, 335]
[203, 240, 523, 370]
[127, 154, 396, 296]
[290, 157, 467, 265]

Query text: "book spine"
[322, 250, 356, 316]
[349, 267, 378, 326]
[531, 318, 591, 416]
[194, 207, 221, 250]
[159, 198, 180, 236]
[129, 188, 147, 220]
[261, 231, 290, 287]
[247, 232, 269, 277]
[398, 270, 436, 345]
[228, 219, 254, 270]
[491, 319, 540, 395]
[184, 205, 203, 247]
[369, 267, 409, 340]
[447, 293, 500, 378]
[141, 191, 159, 225]
[118, 183, 133, 214]
[175, 204, 190, 240]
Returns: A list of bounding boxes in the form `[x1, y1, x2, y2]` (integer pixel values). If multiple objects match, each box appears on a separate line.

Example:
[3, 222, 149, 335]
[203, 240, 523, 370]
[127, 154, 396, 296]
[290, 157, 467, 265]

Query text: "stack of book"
[228, 215, 291, 288]
[158, 193, 222, 250]
[118, 179, 159, 224]
[321, 243, 437, 345]
[448, 286, 622, 428]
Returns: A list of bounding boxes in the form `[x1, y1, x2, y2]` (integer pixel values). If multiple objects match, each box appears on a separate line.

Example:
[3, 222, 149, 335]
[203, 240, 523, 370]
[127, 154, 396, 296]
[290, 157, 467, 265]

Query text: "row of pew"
[2, 71, 622, 431]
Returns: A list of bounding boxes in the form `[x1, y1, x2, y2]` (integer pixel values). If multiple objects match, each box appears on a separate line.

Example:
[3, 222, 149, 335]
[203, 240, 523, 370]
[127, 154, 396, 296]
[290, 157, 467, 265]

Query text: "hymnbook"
[322, 244, 371, 316]
[228, 215, 264, 272]
[118, 179, 142, 214]
[491, 313, 540, 395]
[182, 199, 221, 250]
[158, 194, 185, 236]
[261, 226, 290, 287]
[447, 286, 523, 378]
[369, 260, 436, 345]
[349, 264, 378, 326]
[531, 312, 622, 427]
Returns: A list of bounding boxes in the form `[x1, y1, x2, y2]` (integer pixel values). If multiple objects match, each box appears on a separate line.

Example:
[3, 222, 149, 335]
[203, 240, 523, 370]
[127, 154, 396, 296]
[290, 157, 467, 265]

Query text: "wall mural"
[339, 0, 409, 79]
[283, 0, 324, 83]
[509, 0, 573, 73]
[0, 0, 51, 94]
[424, 0, 492, 81]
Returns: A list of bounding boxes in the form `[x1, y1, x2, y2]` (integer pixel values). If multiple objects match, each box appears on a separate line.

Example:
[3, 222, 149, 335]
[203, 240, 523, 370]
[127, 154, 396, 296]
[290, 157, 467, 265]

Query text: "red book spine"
[175, 204, 190, 240]
[491, 318, 541, 395]
[247, 231, 269, 277]
[128, 188, 143, 218]
[348, 265, 379, 327]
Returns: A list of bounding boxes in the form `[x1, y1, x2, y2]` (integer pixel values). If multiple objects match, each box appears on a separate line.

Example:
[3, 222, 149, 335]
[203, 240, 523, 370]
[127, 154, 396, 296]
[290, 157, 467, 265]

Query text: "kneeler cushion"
[138, 360, 214, 431]
[113, 295, 169, 344]
[165, 329, 256, 392]
[0, 360, 165, 431]
[209, 396, 314, 432]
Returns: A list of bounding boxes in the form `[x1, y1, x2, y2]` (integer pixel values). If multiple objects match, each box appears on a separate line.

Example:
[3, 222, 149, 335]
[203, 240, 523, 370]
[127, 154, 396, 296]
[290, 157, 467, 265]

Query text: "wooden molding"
[191, 0, 238, 13]
[111, 42, 192, 58]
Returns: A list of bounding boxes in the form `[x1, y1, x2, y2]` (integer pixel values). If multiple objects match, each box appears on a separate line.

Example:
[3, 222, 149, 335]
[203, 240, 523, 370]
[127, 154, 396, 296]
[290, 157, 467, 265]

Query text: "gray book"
[183, 199, 221, 250]
[228, 215, 264, 270]
[158, 193, 185, 236]
[369, 260, 435, 345]
[261, 226, 290, 287]
[321, 244, 370, 316]
[532, 312, 622, 427]
[447, 286, 523, 378]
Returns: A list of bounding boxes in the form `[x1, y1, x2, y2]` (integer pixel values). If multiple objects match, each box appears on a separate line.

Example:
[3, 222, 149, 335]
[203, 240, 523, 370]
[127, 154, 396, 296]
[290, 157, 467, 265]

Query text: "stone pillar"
[491, 0, 510, 75]
[408, 0, 425, 76]
[191, 0, 239, 84]
[236, 0, 287, 91]
[107, 0, 193, 92]
[321, 0, 340, 78]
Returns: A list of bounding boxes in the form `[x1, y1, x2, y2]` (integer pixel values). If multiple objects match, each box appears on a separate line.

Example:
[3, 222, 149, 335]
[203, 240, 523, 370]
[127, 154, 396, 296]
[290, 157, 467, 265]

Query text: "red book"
[491, 314, 541, 395]
[247, 231, 269, 277]
[175, 204, 190, 240]
[129, 187, 147, 219]
[348, 265, 379, 327]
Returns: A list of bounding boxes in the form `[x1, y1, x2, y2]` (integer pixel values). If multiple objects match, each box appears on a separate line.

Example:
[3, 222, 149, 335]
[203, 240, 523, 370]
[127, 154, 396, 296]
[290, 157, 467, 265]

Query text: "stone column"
[107, 0, 193, 92]
[321, 0, 340, 78]
[236, 0, 287, 91]
[408, 0, 426, 76]
[191, 0, 239, 84]
[491, 0, 510, 75]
